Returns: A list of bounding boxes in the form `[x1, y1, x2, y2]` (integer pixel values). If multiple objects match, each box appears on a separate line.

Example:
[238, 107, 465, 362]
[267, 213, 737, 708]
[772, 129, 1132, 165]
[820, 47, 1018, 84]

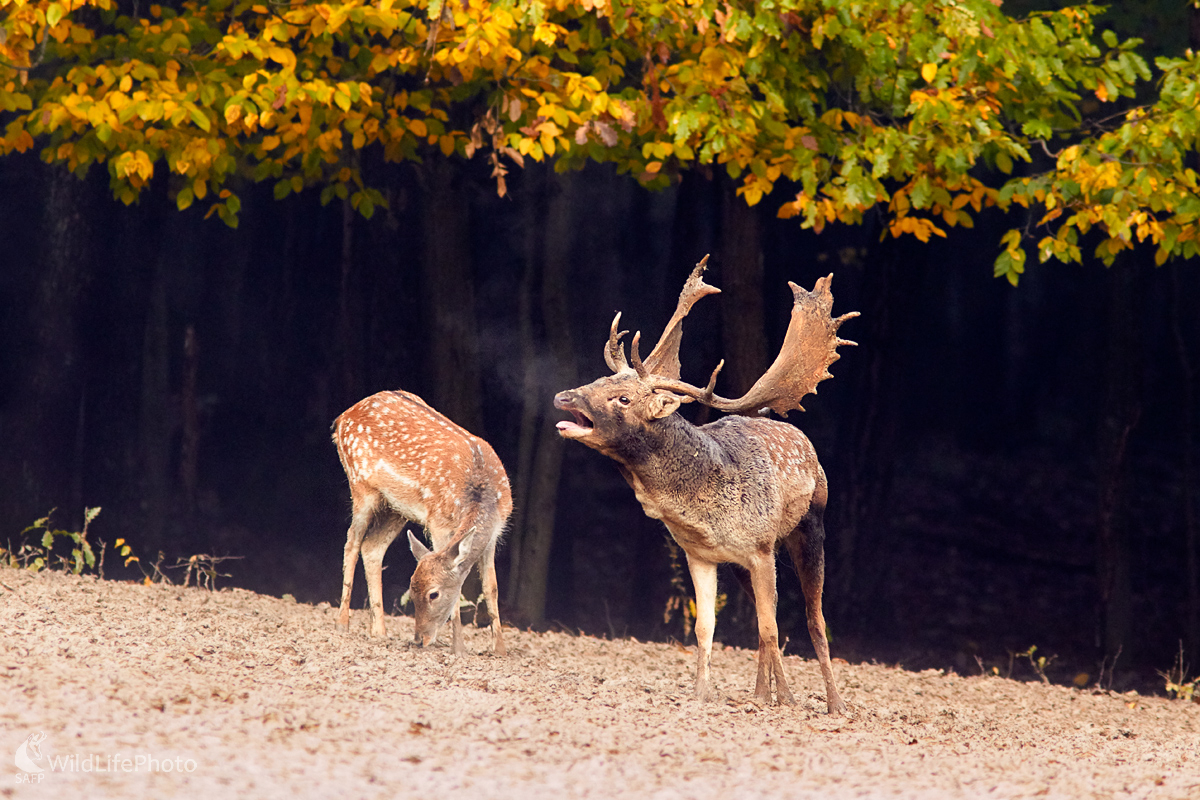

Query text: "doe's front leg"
[480, 539, 506, 656]
[360, 523, 401, 638]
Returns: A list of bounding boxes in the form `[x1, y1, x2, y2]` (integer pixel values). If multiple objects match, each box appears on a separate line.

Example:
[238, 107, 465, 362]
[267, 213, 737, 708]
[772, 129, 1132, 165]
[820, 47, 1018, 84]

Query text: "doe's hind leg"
[337, 494, 379, 631]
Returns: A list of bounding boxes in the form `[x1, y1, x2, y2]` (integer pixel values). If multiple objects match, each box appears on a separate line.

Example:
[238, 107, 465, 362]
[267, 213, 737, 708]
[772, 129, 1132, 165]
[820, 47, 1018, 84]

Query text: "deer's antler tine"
[630, 331, 648, 379]
[701, 359, 724, 402]
[605, 312, 630, 373]
[641, 254, 721, 380]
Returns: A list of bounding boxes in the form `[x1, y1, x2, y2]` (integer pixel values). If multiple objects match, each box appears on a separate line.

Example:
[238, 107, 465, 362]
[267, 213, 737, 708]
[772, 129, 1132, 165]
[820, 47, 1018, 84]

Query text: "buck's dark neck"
[610, 412, 736, 491]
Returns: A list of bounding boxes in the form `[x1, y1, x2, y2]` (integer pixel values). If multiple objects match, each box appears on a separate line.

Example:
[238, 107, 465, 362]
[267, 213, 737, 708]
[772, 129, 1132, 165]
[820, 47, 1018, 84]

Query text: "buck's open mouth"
[555, 408, 593, 435]
[553, 392, 594, 435]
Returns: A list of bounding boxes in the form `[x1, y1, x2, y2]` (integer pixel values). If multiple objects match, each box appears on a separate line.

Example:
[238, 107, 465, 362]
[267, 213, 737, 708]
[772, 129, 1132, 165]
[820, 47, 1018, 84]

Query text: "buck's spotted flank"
[554, 256, 857, 713]
[333, 390, 510, 655]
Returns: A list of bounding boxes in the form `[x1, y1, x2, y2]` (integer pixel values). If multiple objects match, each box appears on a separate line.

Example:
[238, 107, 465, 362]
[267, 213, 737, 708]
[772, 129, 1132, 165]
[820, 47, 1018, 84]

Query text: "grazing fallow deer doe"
[333, 390, 511, 655]
[554, 256, 857, 714]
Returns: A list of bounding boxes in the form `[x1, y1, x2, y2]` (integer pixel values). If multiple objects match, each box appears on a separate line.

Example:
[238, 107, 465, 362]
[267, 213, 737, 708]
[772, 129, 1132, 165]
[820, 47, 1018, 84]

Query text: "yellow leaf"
[439, 135, 454, 156]
[407, 118, 427, 137]
[777, 201, 800, 220]
[268, 47, 297, 72]
[921, 63, 937, 83]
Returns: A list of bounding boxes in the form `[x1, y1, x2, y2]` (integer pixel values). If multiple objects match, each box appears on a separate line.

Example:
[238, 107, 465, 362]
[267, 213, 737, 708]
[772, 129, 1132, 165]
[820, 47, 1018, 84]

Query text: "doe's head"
[407, 528, 478, 647]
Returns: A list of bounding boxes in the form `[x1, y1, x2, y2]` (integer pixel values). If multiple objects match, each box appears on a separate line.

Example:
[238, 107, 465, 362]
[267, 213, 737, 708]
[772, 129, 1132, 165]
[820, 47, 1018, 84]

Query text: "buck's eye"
[428, 590, 440, 601]
[617, 396, 631, 406]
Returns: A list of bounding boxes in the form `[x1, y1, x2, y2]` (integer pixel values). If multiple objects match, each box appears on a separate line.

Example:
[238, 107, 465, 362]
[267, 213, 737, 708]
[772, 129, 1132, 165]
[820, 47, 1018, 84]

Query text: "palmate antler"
[605, 255, 720, 379]
[606, 256, 858, 417]
[664, 275, 859, 416]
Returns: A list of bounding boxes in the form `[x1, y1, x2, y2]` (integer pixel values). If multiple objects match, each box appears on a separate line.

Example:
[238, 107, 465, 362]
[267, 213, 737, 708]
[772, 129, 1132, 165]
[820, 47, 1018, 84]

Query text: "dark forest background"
[3, 145, 1198, 693]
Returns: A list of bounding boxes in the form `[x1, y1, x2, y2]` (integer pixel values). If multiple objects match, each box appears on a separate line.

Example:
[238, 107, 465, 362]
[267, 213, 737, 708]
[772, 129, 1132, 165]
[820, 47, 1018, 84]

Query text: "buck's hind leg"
[360, 515, 404, 638]
[783, 501, 847, 715]
[338, 493, 380, 631]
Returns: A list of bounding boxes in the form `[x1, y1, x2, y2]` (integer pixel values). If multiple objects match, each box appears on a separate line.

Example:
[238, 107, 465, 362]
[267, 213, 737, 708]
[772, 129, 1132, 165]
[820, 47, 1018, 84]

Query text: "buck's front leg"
[685, 554, 719, 702]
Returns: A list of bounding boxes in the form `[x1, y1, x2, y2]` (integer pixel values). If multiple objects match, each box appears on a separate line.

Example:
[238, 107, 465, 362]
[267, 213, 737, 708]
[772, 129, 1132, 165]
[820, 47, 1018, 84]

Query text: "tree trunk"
[1182, 0, 1200, 670]
[419, 160, 484, 435]
[337, 194, 363, 409]
[508, 168, 577, 627]
[180, 324, 200, 547]
[0, 167, 90, 533]
[717, 174, 768, 395]
[829, 238, 907, 628]
[416, 161, 486, 616]
[1170, 265, 1199, 660]
[1096, 258, 1142, 669]
[139, 245, 173, 554]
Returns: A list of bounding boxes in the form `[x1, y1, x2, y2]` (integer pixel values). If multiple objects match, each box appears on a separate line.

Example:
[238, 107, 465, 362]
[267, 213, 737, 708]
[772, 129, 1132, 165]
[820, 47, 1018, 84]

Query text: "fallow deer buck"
[333, 390, 511, 656]
[554, 256, 857, 714]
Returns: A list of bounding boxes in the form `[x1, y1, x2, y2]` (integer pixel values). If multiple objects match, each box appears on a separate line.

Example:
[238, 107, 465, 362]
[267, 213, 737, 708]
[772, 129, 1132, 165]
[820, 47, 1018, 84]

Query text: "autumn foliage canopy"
[2, 0, 1198, 281]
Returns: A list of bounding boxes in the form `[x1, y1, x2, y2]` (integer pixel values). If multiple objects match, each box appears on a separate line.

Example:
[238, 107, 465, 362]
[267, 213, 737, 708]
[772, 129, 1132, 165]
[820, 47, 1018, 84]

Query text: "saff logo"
[14, 731, 46, 777]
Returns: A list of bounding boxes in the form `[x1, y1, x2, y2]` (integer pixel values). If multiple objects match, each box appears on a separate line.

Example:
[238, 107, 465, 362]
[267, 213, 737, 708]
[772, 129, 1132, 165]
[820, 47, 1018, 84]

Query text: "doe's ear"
[647, 390, 683, 420]
[450, 527, 478, 572]
[408, 529, 432, 562]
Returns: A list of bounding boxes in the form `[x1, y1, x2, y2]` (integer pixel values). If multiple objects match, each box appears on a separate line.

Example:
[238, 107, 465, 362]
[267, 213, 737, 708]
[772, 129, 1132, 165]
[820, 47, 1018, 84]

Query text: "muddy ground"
[1, 567, 1197, 799]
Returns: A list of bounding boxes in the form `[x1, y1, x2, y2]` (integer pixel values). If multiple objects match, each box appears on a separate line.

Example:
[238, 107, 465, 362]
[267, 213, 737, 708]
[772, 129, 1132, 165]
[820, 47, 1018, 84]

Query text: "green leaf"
[177, 186, 195, 210]
[189, 107, 211, 132]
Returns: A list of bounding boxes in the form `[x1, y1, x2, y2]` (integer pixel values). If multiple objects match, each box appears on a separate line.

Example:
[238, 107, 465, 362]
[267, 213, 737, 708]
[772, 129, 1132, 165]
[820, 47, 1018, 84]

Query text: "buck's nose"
[553, 391, 576, 410]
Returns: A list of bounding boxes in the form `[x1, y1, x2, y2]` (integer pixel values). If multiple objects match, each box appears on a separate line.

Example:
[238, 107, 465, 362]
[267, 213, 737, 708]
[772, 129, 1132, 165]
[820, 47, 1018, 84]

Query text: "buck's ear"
[408, 529, 433, 562]
[647, 390, 683, 420]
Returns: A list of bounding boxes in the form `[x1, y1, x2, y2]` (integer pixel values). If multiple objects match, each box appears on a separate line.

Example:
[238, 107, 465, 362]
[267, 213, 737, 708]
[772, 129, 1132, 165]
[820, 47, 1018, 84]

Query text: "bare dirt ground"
[2, 567, 1197, 800]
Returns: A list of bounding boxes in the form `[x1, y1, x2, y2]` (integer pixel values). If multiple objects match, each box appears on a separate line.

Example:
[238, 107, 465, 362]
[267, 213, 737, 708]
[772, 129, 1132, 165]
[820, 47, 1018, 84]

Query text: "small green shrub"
[2, 508, 140, 579]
